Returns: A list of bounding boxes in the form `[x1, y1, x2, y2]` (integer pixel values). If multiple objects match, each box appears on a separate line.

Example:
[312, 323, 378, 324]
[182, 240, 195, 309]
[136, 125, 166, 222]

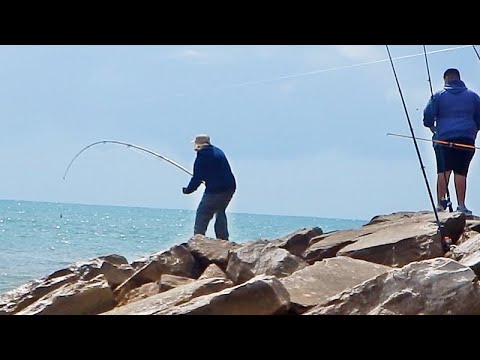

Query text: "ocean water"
[0, 199, 367, 295]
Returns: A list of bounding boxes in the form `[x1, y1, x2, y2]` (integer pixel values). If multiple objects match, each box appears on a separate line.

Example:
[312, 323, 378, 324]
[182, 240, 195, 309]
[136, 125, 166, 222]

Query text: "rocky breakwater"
[2, 211, 480, 315]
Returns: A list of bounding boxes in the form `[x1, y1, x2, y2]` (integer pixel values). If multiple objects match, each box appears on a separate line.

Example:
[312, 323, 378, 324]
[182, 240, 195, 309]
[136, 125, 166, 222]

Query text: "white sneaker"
[457, 205, 473, 216]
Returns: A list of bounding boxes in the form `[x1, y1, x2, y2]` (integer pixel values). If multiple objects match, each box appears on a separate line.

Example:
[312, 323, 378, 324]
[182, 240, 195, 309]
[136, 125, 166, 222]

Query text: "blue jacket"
[423, 79, 480, 141]
[184, 145, 236, 194]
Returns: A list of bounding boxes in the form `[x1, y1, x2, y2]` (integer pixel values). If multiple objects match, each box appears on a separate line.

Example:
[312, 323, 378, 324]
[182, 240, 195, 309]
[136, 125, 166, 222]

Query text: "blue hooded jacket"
[184, 145, 236, 194]
[423, 79, 480, 141]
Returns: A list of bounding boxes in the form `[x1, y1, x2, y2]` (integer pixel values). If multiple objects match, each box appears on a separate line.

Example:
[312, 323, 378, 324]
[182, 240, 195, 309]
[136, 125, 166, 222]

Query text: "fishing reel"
[438, 224, 454, 253]
[441, 235, 453, 253]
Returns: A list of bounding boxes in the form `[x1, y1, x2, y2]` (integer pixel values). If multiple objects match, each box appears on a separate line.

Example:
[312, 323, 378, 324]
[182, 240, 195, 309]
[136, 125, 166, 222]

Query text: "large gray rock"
[337, 220, 444, 267]
[226, 241, 308, 284]
[186, 234, 241, 271]
[304, 212, 465, 266]
[306, 258, 480, 315]
[0, 273, 79, 315]
[271, 227, 323, 257]
[114, 244, 196, 302]
[366, 211, 431, 226]
[466, 217, 480, 233]
[117, 282, 160, 307]
[198, 264, 228, 280]
[16, 275, 116, 315]
[280, 257, 391, 314]
[303, 227, 383, 264]
[0, 254, 131, 315]
[368, 211, 466, 243]
[103, 277, 233, 315]
[460, 252, 480, 276]
[449, 233, 480, 275]
[159, 275, 290, 315]
[70, 254, 135, 290]
[159, 274, 195, 292]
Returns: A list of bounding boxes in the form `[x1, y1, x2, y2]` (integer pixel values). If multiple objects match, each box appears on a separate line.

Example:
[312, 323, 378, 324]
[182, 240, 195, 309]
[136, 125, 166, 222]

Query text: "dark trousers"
[194, 190, 235, 240]
[434, 137, 475, 176]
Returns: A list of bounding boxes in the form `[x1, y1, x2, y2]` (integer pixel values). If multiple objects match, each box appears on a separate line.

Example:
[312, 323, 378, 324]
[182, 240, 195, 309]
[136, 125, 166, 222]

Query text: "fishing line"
[126, 45, 470, 104]
[170, 45, 471, 97]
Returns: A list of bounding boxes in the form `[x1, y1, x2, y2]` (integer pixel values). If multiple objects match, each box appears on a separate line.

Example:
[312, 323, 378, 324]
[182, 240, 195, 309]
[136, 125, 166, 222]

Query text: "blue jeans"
[194, 191, 235, 240]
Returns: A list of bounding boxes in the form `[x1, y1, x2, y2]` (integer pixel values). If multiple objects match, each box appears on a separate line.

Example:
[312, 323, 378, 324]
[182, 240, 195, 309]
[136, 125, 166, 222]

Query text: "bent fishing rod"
[63, 140, 193, 180]
[387, 133, 480, 150]
[385, 45, 442, 230]
[423, 45, 453, 212]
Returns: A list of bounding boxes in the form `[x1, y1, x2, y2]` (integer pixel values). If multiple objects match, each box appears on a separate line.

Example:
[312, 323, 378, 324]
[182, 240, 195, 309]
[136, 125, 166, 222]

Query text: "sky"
[1, 44, 480, 221]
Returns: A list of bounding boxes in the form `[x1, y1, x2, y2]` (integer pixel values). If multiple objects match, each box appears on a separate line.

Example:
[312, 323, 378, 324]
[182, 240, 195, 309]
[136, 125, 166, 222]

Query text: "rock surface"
[3, 210, 479, 315]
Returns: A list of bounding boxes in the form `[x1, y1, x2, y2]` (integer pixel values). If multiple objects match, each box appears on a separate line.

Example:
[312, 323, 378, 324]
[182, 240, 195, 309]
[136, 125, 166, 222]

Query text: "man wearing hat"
[182, 134, 236, 240]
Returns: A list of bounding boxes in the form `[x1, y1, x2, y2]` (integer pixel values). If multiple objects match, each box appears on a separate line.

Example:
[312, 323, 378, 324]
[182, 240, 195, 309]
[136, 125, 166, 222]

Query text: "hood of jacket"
[444, 79, 467, 94]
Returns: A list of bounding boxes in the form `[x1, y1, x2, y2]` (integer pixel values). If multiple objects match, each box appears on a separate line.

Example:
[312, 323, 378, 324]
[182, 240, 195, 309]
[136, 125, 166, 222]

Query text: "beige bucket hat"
[192, 134, 211, 150]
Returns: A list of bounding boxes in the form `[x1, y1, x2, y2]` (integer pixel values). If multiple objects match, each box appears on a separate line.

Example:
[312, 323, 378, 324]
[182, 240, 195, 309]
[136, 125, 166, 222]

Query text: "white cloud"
[335, 45, 385, 62]
[167, 45, 252, 65]
[251, 45, 285, 58]
[169, 47, 211, 63]
[181, 49, 203, 58]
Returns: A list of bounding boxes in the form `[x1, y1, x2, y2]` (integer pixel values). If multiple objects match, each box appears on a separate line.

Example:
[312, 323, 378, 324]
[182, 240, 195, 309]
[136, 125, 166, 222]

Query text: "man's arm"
[183, 156, 205, 194]
[474, 93, 480, 132]
[423, 96, 436, 129]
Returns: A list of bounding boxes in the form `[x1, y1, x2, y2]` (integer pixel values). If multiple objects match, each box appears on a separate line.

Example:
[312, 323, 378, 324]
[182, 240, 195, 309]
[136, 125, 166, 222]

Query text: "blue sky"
[1, 45, 480, 221]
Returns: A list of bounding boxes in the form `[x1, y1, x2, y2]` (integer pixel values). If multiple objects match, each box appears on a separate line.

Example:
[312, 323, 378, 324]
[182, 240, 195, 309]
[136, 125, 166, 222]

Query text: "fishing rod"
[423, 45, 453, 213]
[387, 133, 480, 150]
[63, 140, 193, 181]
[385, 45, 448, 249]
[472, 45, 480, 62]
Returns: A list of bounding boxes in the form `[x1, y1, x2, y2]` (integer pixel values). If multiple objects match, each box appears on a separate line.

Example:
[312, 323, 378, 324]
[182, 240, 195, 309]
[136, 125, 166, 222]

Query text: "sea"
[0, 199, 367, 295]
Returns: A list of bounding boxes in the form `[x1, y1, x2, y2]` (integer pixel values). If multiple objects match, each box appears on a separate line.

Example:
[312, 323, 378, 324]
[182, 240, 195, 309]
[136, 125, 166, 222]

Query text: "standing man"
[182, 134, 236, 240]
[423, 68, 480, 215]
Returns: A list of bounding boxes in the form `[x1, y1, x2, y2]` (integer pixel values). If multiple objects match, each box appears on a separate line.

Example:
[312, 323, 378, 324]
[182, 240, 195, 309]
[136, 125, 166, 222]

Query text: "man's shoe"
[457, 205, 473, 216]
